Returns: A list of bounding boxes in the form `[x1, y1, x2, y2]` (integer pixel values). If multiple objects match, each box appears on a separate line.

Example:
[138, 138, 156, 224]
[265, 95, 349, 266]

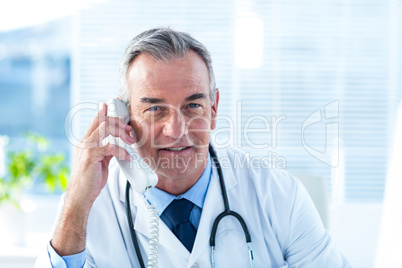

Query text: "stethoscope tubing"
[208, 145, 252, 246]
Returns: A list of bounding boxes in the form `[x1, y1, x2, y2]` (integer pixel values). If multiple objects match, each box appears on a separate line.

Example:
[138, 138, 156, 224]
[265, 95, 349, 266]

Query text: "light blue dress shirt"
[47, 244, 86, 268]
[47, 155, 212, 268]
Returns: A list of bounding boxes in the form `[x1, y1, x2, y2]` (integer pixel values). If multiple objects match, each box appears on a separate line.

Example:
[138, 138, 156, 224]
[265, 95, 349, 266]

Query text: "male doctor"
[36, 28, 350, 267]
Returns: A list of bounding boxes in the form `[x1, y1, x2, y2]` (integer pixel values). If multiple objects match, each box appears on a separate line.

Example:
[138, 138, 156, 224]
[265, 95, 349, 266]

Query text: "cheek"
[187, 115, 211, 138]
[131, 116, 154, 148]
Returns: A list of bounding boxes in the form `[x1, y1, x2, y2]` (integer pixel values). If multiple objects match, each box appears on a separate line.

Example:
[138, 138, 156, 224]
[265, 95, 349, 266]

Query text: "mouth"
[160, 146, 192, 152]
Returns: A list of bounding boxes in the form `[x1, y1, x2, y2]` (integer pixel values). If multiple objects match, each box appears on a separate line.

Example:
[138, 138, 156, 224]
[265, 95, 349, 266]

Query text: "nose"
[162, 110, 188, 139]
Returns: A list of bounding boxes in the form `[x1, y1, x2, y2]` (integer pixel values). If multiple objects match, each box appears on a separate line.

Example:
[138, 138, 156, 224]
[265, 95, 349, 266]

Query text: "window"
[69, 0, 402, 202]
[0, 18, 71, 192]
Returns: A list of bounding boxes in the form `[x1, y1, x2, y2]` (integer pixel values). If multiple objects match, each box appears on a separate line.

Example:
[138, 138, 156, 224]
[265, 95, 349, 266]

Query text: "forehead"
[127, 51, 210, 102]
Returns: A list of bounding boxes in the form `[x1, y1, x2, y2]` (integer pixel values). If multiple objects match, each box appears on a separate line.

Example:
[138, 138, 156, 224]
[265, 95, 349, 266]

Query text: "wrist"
[64, 187, 96, 215]
[63, 199, 92, 220]
[51, 202, 90, 256]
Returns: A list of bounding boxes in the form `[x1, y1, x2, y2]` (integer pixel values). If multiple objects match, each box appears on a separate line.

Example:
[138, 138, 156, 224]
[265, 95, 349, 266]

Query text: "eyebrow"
[139, 97, 165, 104]
[139, 93, 207, 104]
[185, 93, 207, 102]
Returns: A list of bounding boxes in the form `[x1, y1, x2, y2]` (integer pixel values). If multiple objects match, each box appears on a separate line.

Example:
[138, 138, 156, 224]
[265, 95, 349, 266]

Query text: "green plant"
[0, 132, 69, 208]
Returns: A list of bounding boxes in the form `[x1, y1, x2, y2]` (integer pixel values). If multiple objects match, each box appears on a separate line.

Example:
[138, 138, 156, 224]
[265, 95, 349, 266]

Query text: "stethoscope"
[125, 144, 254, 268]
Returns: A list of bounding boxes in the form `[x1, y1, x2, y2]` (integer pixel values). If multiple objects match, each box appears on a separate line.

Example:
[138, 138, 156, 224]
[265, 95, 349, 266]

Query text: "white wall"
[330, 203, 383, 268]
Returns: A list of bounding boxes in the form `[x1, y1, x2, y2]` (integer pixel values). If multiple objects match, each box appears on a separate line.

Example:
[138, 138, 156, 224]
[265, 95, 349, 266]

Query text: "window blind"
[70, 0, 402, 202]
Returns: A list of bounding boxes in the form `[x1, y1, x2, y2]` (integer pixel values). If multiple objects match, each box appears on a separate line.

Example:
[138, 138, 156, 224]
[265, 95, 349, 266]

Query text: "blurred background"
[0, 0, 401, 267]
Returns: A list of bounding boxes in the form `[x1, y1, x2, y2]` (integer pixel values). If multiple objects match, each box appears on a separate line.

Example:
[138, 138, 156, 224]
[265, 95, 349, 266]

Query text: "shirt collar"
[145, 155, 212, 216]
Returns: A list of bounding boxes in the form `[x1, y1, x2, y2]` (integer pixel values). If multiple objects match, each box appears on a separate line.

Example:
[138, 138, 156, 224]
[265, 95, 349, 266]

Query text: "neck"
[155, 158, 208, 196]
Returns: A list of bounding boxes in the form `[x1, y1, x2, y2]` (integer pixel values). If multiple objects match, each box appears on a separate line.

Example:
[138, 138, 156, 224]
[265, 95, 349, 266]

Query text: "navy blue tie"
[161, 199, 196, 252]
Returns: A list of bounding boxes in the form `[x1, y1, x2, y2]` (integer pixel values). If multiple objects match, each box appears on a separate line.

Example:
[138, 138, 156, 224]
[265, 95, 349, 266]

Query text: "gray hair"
[119, 27, 216, 105]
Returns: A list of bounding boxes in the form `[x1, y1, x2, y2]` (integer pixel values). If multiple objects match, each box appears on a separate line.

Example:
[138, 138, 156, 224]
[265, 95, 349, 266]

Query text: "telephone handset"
[106, 98, 158, 193]
[107, 98, 160, 267]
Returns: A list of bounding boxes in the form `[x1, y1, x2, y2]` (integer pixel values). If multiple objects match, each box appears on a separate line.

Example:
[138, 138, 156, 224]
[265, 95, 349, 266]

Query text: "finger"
[83, 103, 132, 141]
[92, 121, 135, 146]
[98, 143, 132, 162]
[106, 116, 132, 133]
[82, 103, 107, 140]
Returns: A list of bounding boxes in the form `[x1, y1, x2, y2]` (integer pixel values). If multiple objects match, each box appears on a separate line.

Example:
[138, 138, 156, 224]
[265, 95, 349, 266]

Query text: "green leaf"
[1, 132, 70, 208]
[23, 132, 49, 151]
[8, 151, 34, 181]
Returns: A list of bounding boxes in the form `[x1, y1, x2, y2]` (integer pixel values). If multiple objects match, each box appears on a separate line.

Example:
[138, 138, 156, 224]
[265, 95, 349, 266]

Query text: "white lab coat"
[35, 146, 350, 268]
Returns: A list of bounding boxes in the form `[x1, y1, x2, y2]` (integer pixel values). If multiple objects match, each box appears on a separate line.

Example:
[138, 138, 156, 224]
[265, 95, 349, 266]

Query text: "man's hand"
[51, 102, 134, 256]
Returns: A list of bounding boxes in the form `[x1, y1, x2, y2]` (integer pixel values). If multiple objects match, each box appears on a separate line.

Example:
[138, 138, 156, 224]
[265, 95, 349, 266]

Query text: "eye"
[188, 103, 200, 108]
[148, 106, 160, 111]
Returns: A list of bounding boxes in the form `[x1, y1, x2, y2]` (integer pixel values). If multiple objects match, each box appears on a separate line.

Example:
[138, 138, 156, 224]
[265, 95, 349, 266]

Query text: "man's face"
[127, 51, 218, 181]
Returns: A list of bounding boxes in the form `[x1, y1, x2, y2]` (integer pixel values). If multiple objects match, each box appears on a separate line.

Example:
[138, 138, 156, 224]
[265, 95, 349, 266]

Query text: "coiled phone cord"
[146, 200, 159, 267]
[126, 181, 160, 268]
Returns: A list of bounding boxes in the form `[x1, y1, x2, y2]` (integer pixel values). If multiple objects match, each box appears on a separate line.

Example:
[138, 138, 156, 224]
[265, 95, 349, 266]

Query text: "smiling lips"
[160, 146, 191, 152]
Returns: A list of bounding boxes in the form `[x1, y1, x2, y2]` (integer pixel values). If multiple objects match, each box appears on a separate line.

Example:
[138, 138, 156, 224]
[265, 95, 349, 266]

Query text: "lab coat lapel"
[117, 167, 151, 242]
[119, 168, 190, 261]
[158, 214, 191, 258]
[188, 147, 238, 267]
[132, 184, 190, 260]
[187, 165, 222, 266]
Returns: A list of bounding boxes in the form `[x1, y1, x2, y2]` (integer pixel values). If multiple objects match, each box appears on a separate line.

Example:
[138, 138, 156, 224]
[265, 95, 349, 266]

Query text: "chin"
[155, 156, 205, 180]
[156, 160, 194, 177]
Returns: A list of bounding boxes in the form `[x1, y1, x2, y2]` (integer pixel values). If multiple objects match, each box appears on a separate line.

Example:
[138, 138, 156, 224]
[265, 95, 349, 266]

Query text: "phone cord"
[145, 198, 159, 268]
[126, 181, 160, 268]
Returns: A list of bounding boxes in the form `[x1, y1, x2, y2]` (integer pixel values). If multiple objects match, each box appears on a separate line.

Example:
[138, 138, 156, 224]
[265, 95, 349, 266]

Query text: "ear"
[210, 89, 219, 130]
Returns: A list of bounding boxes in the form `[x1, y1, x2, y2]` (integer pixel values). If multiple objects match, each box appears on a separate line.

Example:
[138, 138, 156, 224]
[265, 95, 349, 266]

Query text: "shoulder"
[213, 146, 308, 226]
[212, 146, 313, 243]
[214, 146, 300, 197]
